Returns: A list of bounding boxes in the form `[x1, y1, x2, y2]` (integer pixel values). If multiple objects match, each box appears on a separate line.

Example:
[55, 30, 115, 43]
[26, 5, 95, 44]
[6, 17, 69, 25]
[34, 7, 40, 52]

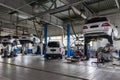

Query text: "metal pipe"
[33, 19, 39, 37]
[68, 9, 78, 38]
[33, 0, 84, 17]
[71, 6, 87, 19]
[115, 0, 120, 9]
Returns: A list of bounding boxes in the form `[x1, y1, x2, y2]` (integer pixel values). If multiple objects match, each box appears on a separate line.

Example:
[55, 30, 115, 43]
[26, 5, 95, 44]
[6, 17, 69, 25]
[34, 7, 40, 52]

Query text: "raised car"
[82, 16, 118, 44]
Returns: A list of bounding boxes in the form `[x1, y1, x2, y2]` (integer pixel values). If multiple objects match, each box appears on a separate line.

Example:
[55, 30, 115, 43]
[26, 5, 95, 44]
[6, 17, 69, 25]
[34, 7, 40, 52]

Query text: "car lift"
[43, 23, 71, 58]
[44, 23, 88, 61]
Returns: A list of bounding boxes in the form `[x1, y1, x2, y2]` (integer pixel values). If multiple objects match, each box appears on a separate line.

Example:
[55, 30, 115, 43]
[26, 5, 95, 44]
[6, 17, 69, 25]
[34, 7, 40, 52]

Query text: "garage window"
[85, 17, 108, 24]
[48, 42, 60, 47]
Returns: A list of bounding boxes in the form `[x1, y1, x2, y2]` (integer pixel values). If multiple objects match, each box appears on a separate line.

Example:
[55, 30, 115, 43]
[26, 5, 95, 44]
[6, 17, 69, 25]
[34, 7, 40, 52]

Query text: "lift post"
[67, 24, 71, 57]
[84, 37, 90, 60]
[87, 43, 91, 59]
[43, 23, 48, 57]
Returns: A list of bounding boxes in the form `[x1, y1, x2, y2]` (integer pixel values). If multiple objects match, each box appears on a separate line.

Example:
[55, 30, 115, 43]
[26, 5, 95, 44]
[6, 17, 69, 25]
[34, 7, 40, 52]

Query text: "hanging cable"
[34, 18, 44, 43]
[68, 8, 78, 38]
[71, 9, 82, 31]
[35, 18, 42, 25]
[16, 12, 19, 36]
[32, 19, 39, 38]
[71, 7, 83, 38]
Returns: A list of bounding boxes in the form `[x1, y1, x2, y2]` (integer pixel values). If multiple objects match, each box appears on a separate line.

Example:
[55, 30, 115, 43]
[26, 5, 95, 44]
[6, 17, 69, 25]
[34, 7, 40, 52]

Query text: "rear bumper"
[45, 54, 62, 58]
[84, 32, 109, 37]
[83, 28, 112, 37]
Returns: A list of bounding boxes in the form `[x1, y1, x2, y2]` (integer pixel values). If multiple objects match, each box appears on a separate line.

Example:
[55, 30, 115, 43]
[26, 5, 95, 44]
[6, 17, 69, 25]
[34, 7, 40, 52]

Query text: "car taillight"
[83, 26, 88, 29]
[102, 23, 110, 27]
[59, 48, 61, 52]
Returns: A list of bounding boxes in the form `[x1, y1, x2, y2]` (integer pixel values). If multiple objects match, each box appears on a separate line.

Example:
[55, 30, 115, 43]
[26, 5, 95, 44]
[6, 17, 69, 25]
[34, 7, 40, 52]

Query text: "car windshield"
[85, 17, 108, 24]
[48, 42, 60, 47]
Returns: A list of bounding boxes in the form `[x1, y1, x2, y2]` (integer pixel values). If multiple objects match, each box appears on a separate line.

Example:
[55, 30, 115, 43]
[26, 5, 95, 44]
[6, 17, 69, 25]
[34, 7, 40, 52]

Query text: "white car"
[1, 38, 22, 54]
[19, 34, 40, 44]
[1, 38, 11, 43]
[82, 16, 118, 44]
[46, 41, 64, 59]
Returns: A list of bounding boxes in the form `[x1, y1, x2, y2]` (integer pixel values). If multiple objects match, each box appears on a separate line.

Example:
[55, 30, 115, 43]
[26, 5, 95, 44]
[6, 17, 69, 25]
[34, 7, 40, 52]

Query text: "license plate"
[50, 49, 56, 51]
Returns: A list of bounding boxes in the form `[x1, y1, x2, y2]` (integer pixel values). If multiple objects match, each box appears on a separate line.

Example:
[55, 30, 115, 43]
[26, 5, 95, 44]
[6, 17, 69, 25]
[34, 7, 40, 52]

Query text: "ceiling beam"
[34, 0, 84, 16]
[60, 0, 94, 15]
[59, 0, 93, 18]
[85, 0, 105, 5]
[82, 2, 96, 15]
[0, 0, 63, 27]
[59, 0, 69, 4]
[49, 0, 57, 10]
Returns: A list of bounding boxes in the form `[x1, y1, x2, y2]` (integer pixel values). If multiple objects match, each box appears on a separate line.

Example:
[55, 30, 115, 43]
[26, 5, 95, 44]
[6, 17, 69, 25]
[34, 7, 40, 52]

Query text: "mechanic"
[12, 44, 18, 57]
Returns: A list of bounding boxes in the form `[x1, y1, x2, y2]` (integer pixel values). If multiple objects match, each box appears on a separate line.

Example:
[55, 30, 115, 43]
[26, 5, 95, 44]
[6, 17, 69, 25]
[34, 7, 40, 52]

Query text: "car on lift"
[19, 34, 40, 44]
[82, 16, 118, 44]
[0, 36, 22, 55]
[46, 41, 64, 59]
[1, 37, 22, 49]
[1, 38, 11, 44]
[82, 16, 119, 60]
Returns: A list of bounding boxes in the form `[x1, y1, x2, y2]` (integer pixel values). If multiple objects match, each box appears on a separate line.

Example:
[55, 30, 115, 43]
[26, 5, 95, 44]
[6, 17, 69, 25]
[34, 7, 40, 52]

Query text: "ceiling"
[0, 0, 119, 36]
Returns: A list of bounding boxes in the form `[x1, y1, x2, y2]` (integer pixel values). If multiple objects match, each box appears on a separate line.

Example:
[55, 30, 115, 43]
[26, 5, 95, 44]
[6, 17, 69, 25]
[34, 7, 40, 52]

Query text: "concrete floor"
[0, 55, 120, 80]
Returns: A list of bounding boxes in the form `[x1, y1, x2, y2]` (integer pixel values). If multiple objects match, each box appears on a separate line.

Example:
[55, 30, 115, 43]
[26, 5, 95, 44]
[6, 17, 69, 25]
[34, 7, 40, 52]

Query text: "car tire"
[60, 55, 62, 59]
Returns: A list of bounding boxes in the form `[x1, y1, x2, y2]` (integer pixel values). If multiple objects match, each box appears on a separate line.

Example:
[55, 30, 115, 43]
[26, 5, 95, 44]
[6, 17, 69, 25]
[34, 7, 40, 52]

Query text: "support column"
[84, 37, 90, 60]
[67, 24, 70, 57]
[61, 28, 64, 46]
[43, 23, 48, 57]
[40, 29, 43, 55]
[16, 26, 18, 36]
[87, 43, 91, 59]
